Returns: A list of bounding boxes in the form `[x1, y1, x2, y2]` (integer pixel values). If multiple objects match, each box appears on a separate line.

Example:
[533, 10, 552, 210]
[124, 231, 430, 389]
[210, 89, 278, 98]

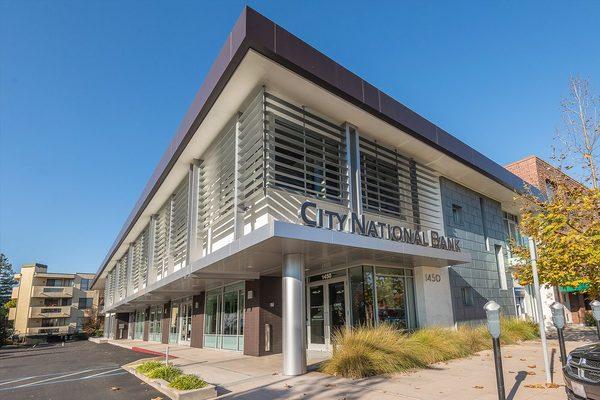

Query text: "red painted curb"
[131, 346, 178, 359]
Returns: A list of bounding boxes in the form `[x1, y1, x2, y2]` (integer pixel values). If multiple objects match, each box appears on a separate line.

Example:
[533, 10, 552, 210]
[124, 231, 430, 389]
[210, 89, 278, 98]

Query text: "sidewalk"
[109, 330, 596, 399]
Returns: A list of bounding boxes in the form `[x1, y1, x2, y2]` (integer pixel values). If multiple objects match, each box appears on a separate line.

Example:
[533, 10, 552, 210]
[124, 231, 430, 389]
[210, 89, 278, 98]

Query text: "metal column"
[282, 254, 307, 376]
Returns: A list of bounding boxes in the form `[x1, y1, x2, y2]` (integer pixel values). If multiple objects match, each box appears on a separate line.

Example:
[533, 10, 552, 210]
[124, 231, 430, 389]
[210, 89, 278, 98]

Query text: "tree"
[512, 78, 600, 297]
[0, 254, 16, 306]
[0, 254, 16, 346]
[83, 308, 103, 337]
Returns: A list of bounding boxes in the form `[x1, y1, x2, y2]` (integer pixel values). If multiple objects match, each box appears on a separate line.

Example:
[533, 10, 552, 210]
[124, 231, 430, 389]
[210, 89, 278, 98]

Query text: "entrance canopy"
[107, 220, 469, 312]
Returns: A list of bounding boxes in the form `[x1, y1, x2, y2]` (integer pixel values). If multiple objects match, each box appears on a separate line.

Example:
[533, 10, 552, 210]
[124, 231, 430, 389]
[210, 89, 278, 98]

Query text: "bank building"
[92, 7, 535, 375]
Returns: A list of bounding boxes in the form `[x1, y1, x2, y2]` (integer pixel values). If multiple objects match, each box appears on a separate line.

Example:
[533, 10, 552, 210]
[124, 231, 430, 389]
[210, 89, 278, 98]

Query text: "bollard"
[165, 345, 169, 365]
[591, 300, 600, 341]
[550, 302, 567, 366]
[484, 301, 506, 400]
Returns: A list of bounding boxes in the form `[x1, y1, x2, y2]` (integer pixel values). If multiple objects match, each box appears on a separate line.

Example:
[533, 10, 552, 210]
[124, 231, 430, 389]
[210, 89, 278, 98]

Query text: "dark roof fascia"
[91, 6, 537, 288]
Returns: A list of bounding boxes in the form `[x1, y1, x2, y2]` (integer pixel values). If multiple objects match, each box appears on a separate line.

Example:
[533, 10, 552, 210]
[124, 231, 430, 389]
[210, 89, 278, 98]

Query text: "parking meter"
[484, 301, 502, 339]
[591, 300, 600, 321]
[484, 300, 505, 400]
[550, 302, 567, 365]
[550, 302, 566, 330]
[591, 300, 600, 340]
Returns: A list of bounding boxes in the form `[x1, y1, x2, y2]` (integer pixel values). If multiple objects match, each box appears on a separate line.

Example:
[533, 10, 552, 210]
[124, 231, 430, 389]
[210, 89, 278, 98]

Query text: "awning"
[560, 283, 590, 293]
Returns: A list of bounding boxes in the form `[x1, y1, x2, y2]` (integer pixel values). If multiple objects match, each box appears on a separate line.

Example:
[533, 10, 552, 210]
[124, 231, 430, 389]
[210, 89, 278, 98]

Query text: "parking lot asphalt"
[0, 340, 163, 400]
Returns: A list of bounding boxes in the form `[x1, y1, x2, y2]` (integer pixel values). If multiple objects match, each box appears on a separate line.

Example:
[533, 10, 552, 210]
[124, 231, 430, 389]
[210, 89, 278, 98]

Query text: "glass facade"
[307, 265, 417, 350]
[204, 282, 244, 351]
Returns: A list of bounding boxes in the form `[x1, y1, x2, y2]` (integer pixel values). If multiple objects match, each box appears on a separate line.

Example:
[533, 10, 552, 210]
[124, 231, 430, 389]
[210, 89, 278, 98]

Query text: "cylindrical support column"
[282, 254, 306, 376]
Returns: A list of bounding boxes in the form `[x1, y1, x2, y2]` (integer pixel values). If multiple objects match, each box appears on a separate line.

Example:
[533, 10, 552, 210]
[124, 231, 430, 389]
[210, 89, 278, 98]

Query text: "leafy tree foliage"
[0, 254, 16, 306]
[512, 183, 600, 297]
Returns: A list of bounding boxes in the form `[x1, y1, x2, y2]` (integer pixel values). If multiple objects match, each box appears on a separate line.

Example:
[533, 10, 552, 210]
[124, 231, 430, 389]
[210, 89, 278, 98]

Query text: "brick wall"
[190, 293, 205, 348]
[243, 276, 282, 356]
[161, 302, 170, 344]
[505, 155, 581, 195]
[440, 177, 516, 324]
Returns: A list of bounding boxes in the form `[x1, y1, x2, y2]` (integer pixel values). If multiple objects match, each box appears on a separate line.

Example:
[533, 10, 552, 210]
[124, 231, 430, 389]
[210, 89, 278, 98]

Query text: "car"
[564, 343, 600, 399]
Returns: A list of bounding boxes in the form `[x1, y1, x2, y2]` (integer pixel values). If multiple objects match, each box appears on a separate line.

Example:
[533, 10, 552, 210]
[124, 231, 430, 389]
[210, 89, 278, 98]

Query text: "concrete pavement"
[108, 329, 597, 399]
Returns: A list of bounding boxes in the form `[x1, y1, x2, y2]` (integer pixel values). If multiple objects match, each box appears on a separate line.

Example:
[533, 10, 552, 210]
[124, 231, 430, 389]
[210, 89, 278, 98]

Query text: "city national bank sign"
[299, 201, 461, 252]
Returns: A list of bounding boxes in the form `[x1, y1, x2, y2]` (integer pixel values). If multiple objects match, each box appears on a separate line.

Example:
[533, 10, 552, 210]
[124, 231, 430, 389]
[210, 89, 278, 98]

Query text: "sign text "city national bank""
[299, 201, 461, 252]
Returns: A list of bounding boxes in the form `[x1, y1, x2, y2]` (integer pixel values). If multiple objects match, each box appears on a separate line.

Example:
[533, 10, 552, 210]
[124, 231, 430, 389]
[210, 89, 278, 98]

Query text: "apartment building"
[505, 155, 590, 326]
[92, 7, 539, 375]
[8, 263, 99, 341]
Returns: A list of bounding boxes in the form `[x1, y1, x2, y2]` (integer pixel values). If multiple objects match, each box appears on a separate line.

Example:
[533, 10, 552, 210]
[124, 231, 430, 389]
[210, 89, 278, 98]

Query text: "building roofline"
[91, 6, 537, 288]
[504, 155, 539, 168]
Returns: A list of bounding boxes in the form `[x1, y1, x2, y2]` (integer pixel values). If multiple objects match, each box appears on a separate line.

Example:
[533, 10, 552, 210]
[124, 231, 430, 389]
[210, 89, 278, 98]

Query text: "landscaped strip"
[135, 360, 209, 390]
[321, 318, 539, 378]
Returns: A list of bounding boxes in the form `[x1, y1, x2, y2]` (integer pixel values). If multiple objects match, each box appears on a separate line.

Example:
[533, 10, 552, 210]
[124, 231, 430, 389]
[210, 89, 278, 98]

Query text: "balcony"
[29, 306, 71, 318]
[27, 326, 71, 335]
[11, 286, 18, 299]
[8, 307, 16, 320]
[31, 286, 73, 298]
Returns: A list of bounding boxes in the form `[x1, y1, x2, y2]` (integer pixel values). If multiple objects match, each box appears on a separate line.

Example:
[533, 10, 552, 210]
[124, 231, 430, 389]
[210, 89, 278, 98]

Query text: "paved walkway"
[108, 328, 597, 399]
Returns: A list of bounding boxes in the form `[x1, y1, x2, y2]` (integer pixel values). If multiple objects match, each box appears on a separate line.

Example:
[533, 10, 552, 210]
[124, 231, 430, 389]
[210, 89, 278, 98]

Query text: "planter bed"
[123, 358, 217, 400]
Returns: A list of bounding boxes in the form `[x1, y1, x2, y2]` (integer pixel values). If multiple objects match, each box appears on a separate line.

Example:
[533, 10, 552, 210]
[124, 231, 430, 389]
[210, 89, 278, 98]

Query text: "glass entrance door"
[307, 278, 348, 351]
[134, 310, 144, 340]
[179, 301, 192, 345]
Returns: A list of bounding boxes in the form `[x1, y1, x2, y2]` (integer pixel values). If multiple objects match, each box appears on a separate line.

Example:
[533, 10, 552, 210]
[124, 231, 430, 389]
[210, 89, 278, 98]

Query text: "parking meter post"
[550, 302, 567, 366]
[492, 337, 506, 400]
[591, 300, 600, 340]
[484, 301, 506, 400]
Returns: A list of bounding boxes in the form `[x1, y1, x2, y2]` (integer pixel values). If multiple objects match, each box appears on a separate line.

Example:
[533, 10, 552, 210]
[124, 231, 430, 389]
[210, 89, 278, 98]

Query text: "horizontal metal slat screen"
[264, 92, 348, 205]
[359, 136, 442, 231]
[153, 198, 171, 280]
[198, 120, 236, 254]
[170, 179, 189, 270]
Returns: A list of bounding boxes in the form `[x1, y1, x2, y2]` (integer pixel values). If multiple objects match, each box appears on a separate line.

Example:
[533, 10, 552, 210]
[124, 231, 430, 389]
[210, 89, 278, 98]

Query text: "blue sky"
[1, 1, 599, 273]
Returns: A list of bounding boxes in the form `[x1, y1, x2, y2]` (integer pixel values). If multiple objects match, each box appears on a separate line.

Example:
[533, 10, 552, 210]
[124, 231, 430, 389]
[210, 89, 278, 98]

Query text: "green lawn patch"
[146, 365, 182, 382]
[321, 318, 538, 378]
[135, 360, 164, 374]
[169, 374, 208, 390]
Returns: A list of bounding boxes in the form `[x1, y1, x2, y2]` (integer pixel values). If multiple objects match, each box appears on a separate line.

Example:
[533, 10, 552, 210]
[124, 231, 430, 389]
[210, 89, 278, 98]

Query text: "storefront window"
[223, 290, 238, 335]
[204, 292, 221, 335]
[349, 266, 375, 327]
[374, 267, 416, 330]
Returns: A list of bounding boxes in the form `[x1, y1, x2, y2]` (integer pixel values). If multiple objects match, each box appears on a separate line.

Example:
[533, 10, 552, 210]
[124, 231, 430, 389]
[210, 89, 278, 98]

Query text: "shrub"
[584, 311, 596, 327]
[321, 318, 538, 378]
[169, 374, 208, 391]
[146, 365, 182, 382]
[136, 360, 164, 374]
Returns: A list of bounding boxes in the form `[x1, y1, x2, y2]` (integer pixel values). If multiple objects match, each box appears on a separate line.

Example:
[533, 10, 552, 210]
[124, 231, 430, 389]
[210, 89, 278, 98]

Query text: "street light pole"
[484, 301, 506, 400]
[528, 237, 552, 383]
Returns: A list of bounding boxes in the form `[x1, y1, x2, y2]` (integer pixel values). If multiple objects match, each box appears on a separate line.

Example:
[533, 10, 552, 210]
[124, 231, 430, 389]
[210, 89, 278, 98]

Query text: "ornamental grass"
[320, 318, 538, 378]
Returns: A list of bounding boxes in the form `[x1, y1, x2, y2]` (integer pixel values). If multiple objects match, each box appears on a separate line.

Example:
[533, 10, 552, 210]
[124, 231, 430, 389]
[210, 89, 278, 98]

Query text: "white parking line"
[0, 366, 115, 386]
[13, 369, 97, 389]
[82, 368, 122, 380]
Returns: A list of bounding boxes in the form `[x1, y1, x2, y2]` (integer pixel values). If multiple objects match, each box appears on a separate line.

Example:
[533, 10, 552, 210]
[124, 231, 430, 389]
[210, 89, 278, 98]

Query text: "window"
[265, 93, 348, 203]
[46, 278, 73, 287]
[461, 287, 474, 306]
[78, 298, 93, 309]
[42, 318, 66, 327]
[545, 179, 555, 200]
[495, 245, 508, 290]
[80, 278, 90, 291]
[44, 298, 71, 306]
[452, 204, 463, 225]
[503, 212, 524, 247]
